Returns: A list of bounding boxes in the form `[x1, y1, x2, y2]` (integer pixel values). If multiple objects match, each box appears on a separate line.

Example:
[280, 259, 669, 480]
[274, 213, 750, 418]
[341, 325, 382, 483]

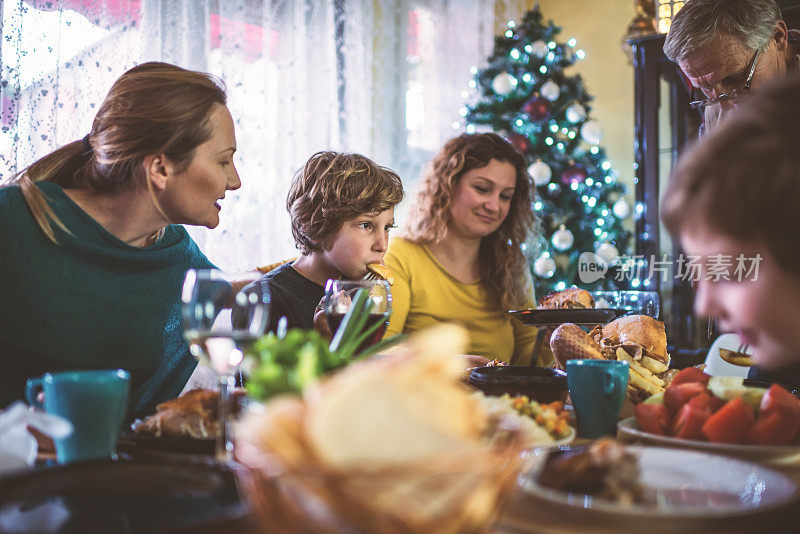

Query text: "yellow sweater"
[384, 237, 553, 366]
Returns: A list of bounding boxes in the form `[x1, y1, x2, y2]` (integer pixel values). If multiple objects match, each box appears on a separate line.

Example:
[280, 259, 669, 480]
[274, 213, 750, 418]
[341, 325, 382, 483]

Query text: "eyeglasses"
[689, 48, 760, 109]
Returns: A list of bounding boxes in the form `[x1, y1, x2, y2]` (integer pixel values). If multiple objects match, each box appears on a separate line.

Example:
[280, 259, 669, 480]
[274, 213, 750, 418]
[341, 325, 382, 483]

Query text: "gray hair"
[664, 0, 782, 62]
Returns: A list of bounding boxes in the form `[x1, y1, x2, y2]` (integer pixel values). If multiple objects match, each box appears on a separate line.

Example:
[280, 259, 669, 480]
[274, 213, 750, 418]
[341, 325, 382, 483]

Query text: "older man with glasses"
[664, 0, 799, 135]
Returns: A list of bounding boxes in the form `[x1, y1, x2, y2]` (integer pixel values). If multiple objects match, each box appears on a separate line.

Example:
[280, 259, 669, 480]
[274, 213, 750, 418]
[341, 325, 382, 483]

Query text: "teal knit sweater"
[0, 182, 219, 417]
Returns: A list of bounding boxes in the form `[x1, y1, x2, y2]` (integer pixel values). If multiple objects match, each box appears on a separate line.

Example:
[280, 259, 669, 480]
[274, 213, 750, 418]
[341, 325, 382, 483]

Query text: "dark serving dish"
[507, 308, 629, 327]
[0, 458, 250, 533]
[468, 366, 568, 404]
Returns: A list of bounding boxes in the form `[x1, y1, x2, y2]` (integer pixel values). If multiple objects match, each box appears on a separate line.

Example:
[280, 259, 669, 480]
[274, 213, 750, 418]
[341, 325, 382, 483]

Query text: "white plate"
[705, 333, 752, 378]
[617, 417, 800, 465]
[520, 445, 798, 519]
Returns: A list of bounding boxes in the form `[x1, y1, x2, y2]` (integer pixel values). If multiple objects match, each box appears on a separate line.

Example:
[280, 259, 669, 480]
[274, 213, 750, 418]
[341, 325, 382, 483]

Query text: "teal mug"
[566, 359, 629, 439]
[25, 369, 130, 463]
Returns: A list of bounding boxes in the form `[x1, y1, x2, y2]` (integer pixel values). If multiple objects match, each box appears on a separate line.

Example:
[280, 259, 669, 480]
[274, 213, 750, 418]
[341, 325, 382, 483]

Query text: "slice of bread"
[305, 324, 483, 469]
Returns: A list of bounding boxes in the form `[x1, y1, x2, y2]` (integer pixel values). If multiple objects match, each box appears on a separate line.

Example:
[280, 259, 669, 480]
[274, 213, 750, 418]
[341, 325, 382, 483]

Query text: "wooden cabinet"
[630, 33, 703, 363]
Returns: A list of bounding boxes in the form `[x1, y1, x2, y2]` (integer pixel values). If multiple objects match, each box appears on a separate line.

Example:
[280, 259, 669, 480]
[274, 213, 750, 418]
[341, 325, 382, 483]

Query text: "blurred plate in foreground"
[520, 445, 797, 523]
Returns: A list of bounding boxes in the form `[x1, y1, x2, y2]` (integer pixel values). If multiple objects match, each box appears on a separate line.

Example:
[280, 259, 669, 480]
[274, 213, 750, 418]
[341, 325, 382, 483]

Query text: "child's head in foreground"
[287, 151, 404, 280]
[662, 76, 800, 370]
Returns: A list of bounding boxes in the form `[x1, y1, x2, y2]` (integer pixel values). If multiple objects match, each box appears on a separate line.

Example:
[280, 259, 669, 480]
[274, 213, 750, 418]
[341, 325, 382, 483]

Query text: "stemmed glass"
[182, 269, 270, 462]
[323, 280, 391, 353]
[592, 290, 660, 319]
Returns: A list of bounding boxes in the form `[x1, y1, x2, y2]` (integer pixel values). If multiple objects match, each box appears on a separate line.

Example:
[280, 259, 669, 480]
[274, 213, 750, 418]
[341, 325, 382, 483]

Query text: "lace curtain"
[1, 0, 525, 271]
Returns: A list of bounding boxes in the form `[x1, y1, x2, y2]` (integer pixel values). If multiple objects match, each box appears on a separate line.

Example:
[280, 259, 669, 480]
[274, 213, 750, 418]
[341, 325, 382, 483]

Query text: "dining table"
[11, 426, 797, 534]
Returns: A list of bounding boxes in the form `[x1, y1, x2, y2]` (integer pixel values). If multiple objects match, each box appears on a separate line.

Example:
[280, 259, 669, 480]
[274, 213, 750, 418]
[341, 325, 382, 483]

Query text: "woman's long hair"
[402, 133, 536, 311]
[10, 61, 227, 242]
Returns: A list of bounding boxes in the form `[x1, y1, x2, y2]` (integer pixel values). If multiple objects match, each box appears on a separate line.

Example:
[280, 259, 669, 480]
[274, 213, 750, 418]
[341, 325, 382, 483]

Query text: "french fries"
[615, 348, 665, 397]
[616, 349, 664, 387]
[639, 355, 670, 375]
[626, 368, 665, 396]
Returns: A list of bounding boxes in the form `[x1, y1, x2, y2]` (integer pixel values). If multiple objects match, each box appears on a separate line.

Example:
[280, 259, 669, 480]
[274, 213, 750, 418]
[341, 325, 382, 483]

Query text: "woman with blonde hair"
[0, 62, 241, 416]
[385, 133, 549, 365]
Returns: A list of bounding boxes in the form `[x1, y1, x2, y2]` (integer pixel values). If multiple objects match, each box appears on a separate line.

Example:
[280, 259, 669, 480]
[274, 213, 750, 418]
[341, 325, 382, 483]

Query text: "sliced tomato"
[687, 392, 715, 414]
[670, 367, 710, 387]
[702, 398, 755, 444]
[759, 384, 800, 420]
[635, 403, 670, 435]
[709, 395, 727, 412]
[665, 382, 707, 413]
[746, 411, 800, 446]
[672, 403, 711, 441]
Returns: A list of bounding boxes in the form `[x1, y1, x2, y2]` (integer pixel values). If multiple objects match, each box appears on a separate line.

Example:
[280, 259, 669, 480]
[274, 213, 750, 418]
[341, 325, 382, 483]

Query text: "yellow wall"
[515, 0, 637, 192]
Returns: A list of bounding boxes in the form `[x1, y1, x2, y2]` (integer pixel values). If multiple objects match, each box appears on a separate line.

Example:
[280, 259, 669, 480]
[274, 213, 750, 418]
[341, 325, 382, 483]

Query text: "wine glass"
[323, 279, 391, 353]
[182, 269, 270, 462]
[592, 290, 660, 319]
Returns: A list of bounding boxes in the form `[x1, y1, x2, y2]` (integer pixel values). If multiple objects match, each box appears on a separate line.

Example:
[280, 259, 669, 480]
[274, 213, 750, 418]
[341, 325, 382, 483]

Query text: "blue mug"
[25, 369, 130, 463]
[566, 359, 629, 439]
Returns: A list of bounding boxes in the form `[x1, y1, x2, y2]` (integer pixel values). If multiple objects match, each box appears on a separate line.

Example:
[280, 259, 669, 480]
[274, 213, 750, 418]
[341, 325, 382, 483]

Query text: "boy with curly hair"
[263, 151, 403, 333]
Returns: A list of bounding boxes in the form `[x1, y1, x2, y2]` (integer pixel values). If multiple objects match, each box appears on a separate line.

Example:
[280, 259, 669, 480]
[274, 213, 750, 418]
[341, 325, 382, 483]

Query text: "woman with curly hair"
[384, 133, 550, 366]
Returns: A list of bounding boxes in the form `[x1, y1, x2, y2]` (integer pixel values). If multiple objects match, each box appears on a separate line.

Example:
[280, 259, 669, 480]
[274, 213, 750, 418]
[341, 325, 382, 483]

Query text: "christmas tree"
[464, 7, 633, 297]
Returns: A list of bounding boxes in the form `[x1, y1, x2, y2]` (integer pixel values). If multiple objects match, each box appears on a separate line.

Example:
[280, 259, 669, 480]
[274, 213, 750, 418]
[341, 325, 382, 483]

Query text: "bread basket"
[235, 407, 525, 533]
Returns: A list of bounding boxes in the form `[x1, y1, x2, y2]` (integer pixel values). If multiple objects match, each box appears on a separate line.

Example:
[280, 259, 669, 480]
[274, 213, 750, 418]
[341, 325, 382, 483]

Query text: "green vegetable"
[244, 288, 406, 401]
